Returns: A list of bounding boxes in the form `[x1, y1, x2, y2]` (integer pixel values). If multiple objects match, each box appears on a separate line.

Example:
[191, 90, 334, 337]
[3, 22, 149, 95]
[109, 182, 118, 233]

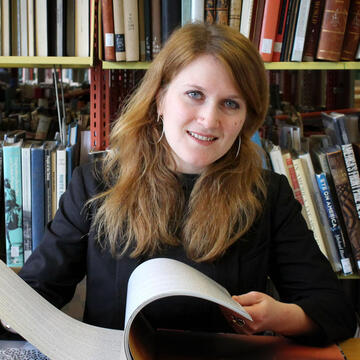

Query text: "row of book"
[0, 0, 90, 57]
[263, 111, 360, 276]
[100, 0, 360, 63]
[0, 124, 92, 268]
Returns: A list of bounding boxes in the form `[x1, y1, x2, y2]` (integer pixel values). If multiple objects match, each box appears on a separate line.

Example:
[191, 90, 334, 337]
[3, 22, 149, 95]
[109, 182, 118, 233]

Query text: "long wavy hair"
[89, 23, 269, 262]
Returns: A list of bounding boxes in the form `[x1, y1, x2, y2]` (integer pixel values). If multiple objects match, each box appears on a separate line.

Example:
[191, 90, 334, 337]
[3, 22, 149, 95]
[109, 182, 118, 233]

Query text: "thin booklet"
[0, 258, 251, 360]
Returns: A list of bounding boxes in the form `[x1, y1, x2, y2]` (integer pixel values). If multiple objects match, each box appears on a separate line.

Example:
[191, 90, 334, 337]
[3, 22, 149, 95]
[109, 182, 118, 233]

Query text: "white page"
[123, 258, 252, 358]
[0, 260, 126, 360]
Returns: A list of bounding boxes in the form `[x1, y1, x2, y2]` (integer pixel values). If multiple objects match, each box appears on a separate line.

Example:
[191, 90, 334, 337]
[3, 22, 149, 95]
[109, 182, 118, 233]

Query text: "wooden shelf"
[0, 56, 93, 68]
[101, 61, 360, 71]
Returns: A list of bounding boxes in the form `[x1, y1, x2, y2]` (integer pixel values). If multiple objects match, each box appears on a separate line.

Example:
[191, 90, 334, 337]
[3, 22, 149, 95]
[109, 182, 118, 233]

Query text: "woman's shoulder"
[261, 169, 294, 204]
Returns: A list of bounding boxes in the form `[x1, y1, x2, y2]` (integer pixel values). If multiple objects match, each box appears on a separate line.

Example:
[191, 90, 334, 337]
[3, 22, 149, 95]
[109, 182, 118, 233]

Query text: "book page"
[0, 260, 126, 360]
[123, 258, 252, 358]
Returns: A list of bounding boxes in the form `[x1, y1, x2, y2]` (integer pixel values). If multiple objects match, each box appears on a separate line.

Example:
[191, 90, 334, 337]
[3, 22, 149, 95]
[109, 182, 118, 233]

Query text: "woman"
[4, 23, 357, 344]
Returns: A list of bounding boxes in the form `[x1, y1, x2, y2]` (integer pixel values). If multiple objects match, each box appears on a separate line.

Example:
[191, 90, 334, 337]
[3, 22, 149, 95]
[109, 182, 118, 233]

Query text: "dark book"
[31, 144, 45, 251]
[161, 0, 181, 44]
[340, 0, 360, 61]
[322, 112, 350, 146]
[316, 172, 354, 276]
[326, 147, 360, 272]
[205, 0, 216, 25]
[101, 0, 116, 61]
[282, 0, 301, 61]
[249, 0, 264, 49]
[151, 0, 162, 57]
[66, 0, 75, 56]
[302, 0, 326, 61]
[316, 0, 351, 61]
[272, 0, 290, 61]
[215, 0, 230, 25]
[144, 0, 152, 61]
[47, 0, 57, 56]
[0, 141, 5, 263]
[280, 0, 296, 61]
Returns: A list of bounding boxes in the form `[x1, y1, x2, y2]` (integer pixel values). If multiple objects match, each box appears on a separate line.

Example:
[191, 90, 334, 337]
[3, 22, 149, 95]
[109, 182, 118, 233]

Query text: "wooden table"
[340, 338, 360, 360]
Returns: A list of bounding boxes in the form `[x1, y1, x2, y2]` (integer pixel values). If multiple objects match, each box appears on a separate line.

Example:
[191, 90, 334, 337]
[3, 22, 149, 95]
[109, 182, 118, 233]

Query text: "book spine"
[283, 153, 304, 206]
[101, 0, 116, 61]
[144, 0, 152, 60]
[138, 0, 146, 61]
[327, 149, 360, 271]
[249, 0, 264, 48]
[44, 148, 53, 224]
[316, 0, 351, 61]
[124, 0, 140, 61]
[273, 0, 290, 61]
[290, 0, 311, 61]
[181, 0, 192, 26]
[51, 149, 57, 219]
[31, 147, 45, 251]
[205, 0, 216, 24]
[113, 0, 125, 61]
[240, 0, 254, 37]
[340, 0, 360, 61]
[215, 0, 230, 25]
[228, 0, 241, 29]
[191, 0, 205, 22]
[66, 0, 75, 56]
[56, 148, 67, 211]
[161, 0, 181, 43]
[302, 0, 326, 61]
[21, 146, 32, 262]
[152, 0, 161, 57]
[259, 0, 282, 62]
[316, 173, 354, 275]
[3, 144, 23, 267]
[293, 158, 329, 258]
[341, 144, 360, 219]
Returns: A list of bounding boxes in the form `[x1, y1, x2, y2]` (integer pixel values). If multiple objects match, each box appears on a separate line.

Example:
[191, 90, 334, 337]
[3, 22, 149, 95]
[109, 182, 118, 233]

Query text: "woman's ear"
[156, 88, 165, 115]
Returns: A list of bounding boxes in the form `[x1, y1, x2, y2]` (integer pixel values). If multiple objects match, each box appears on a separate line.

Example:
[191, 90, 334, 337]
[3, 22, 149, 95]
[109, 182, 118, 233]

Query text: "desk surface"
[340, 338, 360, 360]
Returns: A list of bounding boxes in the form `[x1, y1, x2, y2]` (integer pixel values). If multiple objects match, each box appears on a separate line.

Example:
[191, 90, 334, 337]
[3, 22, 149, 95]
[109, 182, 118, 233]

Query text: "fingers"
[232, 291, 264, 306]
[219, 305, 252, 334]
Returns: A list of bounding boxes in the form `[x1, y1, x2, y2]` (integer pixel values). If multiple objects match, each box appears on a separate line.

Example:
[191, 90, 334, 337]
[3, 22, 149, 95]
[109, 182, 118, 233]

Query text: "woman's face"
[158, 54, 247, 174]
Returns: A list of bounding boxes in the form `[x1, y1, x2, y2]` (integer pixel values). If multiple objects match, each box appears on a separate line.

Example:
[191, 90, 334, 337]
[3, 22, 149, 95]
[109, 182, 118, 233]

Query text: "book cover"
[316, 0, 351, 61]
[259, 0, 282, 62]
[3, 141, 23, 267]
[75, 0, 90, 56]
[0, 258, 346, 360]
[326, 147, 360, 271]
[316, 172, 354, 276]
[101, 0, 116, 61]
[191, 0, 205, 22]
[19, 0, 28, 56]
[35, 0, 48, 56]
[182, 0, 192, 26]
[47, 0, 57, 56]
[302, 0, 326, 61]
[279, 0, 297, 61]
[340, 0, 360, 61]
[248, 0, 263, 48]
[229, 0, 242, 29]
[205, 0, 216, 24]
[161, 0, 181, 43]
[282, 0, 301, 61]
[56, 145, 67, 212]
[215, 0, 230, 25]
[1, 0, 11, 56]
[272, 0, 290, 61]
[27, 0, 35, 56]
[55, 0, 65, 56]
[31, 144, 45, 251]
[290, 0, 312, 61]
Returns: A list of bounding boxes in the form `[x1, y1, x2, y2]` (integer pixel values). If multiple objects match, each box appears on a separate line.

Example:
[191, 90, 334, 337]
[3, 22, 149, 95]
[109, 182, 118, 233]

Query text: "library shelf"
[0, 57, 93, 69]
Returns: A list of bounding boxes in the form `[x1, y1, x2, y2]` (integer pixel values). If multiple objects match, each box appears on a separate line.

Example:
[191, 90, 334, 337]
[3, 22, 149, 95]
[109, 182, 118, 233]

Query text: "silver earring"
[235, 136, 241, 158]
[157, 114, 164, 143]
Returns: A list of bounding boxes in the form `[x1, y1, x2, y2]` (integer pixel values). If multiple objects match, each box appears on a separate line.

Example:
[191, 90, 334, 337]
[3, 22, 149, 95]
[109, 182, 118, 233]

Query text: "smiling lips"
[187, 130, 218, 142]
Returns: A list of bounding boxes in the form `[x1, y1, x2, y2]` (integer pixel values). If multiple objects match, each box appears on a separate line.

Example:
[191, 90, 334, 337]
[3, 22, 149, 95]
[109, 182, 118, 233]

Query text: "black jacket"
[19, 162, 357, 345]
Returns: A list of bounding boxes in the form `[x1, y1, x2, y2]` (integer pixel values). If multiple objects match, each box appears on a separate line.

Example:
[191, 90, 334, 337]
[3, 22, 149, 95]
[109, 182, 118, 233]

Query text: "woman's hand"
[222, 291, 318, 336]
[1, 319, 17, 334]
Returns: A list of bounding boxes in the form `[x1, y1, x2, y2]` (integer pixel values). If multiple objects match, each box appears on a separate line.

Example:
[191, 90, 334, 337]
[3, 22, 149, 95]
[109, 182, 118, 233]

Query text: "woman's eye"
[186, 90, 203, 100]
[224, 99, 239, 109]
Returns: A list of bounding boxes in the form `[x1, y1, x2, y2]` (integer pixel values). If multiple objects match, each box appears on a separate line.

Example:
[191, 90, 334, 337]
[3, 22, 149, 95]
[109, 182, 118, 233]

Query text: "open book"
[0, 258, 252, 359]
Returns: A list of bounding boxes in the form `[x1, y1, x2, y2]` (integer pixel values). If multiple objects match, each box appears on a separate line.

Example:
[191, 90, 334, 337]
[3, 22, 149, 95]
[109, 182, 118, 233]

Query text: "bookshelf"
[0, 57, 93, 68]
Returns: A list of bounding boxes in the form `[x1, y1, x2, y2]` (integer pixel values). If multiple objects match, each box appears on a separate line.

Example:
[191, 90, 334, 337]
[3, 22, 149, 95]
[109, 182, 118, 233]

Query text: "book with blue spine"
[3, 140, 24, 267]
[316, 172, 354, 276]
[31, 143, 45, 251]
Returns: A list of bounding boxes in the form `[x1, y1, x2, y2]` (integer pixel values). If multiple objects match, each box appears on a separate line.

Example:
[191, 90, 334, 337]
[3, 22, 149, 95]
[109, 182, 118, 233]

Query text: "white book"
[191, 0, 204, 22]
[291, 0, 311, 62]
[181, 0, 192, 25]
[0, 258, 251, 359]
[20, 0, 28, 56]
[56, 145, 67, 210]
[35, 0, 48, 56]
[27, 0, 35, 56]
[240, 0, 254, 38]
[75, 0, 89, 56]
[269, 145, 287, 177]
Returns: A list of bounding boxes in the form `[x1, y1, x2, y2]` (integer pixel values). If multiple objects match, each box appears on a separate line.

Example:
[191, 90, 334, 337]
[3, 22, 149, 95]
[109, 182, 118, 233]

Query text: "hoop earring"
[157, 114, 164, 143]
[235, 136, 241, 158]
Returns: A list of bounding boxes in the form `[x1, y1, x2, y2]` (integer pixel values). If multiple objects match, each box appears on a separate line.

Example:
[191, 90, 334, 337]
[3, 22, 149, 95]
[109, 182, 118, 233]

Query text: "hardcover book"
[205, 0, 216, 24]
[228, 0, 242, 29]
[272, 0, 290, 61]
[101, 0, 116, 61]
[2, 141, 23, 267]
[161, 0, 181, 43]
[0, 258, 346, 360]
[215, 0, 230, 25]
[113, 0, 125, 61]
[316, 0, 351, 61]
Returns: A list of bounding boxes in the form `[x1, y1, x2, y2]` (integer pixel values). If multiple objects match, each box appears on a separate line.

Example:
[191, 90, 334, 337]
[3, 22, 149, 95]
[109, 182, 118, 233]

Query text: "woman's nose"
[197, 103, 219, 128]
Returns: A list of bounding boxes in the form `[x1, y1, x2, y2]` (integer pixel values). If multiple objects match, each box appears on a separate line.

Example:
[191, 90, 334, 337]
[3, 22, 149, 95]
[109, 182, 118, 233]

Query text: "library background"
[1, 0, 360, 324]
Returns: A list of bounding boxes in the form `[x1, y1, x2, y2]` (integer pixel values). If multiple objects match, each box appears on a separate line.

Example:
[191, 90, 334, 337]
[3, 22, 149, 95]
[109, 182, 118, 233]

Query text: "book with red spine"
[272, 0, 290, 62]
[101, 0, 115, 61]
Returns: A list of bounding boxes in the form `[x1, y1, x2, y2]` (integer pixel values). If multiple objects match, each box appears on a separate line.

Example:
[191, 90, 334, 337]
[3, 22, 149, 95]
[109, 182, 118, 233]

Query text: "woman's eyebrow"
[184, 84, 242, 99]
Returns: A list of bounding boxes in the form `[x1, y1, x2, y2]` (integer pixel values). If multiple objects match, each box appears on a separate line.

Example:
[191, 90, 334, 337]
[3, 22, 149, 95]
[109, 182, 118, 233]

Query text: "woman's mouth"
[187, 130, 218, 142]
